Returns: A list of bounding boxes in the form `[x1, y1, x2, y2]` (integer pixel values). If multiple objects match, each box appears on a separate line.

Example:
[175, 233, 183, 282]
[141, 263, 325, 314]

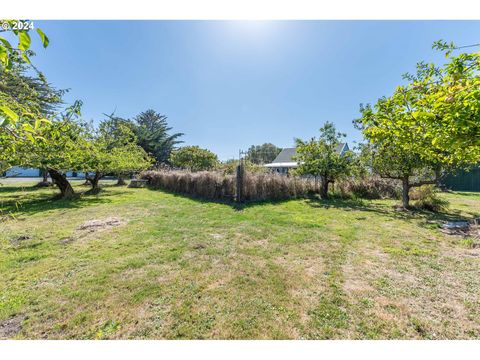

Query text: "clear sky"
[29, 20, 480, 160]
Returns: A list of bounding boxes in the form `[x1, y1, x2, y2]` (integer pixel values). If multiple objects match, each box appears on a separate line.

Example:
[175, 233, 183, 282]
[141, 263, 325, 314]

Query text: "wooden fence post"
[236, 163, 244, 203]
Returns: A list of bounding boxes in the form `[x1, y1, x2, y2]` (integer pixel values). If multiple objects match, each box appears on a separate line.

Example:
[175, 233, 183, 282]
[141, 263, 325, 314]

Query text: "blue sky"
[28, 20, 480, 160]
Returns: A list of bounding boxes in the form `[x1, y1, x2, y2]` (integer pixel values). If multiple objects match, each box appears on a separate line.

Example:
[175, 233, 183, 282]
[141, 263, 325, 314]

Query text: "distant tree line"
[246, 143, 282, 164]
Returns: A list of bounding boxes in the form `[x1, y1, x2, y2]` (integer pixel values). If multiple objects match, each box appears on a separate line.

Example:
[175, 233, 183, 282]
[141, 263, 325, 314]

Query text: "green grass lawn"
[1, 181, 480, 339]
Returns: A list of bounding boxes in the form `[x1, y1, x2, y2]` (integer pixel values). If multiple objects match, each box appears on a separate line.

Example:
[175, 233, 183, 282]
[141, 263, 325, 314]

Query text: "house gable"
[268, 143, 348, 165]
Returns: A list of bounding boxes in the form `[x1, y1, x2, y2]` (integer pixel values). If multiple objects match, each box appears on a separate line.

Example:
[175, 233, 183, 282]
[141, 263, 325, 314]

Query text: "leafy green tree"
[133, 109, 183, 164]
[371, 141, 439, 208]
[98, 114, 136, 148]
[20, 108, 88, 198]
[83, 118, 153, 190]
[169, 146, 219, 172]
[293, 122, 351, 198]
[1, 54, 66, 181]
[246, 143, 282, 164]
[349, 142, 374, 179]
[355, 40, 480, 208]
[108, 144, 154, 185]
[1, 22, 51, 170]
[96, 114, 144, 184]
[409, 40, 480, 164]
[356, 99, 445, 208]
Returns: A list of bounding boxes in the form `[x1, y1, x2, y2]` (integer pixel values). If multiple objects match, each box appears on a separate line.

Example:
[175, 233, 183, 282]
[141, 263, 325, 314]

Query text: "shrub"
[410, 185, 449, 212]
[169, 146, 219, 171]
[139, 170, 316, 202]
[337, 176, 401, 199]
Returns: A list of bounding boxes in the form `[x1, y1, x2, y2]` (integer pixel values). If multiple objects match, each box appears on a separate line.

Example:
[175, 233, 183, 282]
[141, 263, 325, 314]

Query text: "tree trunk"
[36, 169, 51, 187]
[42, 170, 48, 183]
[319, 176, 329, 199]
[48, 168, 75, 198]
[86, 172, 102, 190]
[401, 177, 410, 208]
[116, 176, 126, 186]
[82, 171, 90, 185]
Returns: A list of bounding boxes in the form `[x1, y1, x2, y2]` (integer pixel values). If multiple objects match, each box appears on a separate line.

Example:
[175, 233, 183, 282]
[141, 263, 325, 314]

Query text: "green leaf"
[0, 45, 7, 63]
[0, 37, 12, 50]
[22, 123, 35, 133]
[36, 28, 49, 48]
[5, 57, 12, 70]
[18, 31, 31, 51]
[0, 105, 19, 123]
[26, 132, 35, 143]
[21, 52, 31, 64]
[34, 118, 51, 129]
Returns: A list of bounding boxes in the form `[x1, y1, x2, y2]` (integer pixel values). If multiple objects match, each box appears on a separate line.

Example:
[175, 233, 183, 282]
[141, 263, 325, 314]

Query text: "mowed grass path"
[1, 181, 480, 339]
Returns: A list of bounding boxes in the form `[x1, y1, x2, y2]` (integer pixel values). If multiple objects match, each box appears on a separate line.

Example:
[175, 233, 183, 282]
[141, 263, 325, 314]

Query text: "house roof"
[271, 148, 297, 164]
[268, 143, 348, 165]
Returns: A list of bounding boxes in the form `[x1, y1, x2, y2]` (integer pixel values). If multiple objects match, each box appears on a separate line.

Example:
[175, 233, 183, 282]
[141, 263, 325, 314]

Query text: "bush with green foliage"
[169, 146, 219, 172]
[410, 185, 449, 212]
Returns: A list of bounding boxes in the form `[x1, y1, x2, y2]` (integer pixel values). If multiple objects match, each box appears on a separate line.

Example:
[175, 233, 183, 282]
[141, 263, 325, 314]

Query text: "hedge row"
[139, 170, 316, 201]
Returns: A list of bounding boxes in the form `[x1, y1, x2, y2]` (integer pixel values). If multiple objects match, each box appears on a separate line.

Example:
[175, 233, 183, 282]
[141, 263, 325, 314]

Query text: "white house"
[264, 143, 349, 175]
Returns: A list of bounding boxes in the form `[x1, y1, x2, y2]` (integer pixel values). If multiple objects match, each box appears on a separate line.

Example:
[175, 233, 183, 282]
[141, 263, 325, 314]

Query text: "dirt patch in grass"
[77, 217, 125, 231]
[0, 314, 26, 339]
[58, 217, 126, 245]
[9, 234, 32, 248]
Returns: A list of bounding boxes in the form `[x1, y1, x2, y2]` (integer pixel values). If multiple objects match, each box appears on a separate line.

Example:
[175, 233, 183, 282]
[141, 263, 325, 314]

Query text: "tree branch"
[410, 179, 437, 187]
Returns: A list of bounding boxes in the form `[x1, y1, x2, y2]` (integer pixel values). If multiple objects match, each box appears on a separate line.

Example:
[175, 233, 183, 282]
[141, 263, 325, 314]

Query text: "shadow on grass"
[0, 185, 45, 194]
[142, 185, 298, 212]
[0, 185, 117, 217]
[304, 195, 473, 228]
[145, 186, 475, 229]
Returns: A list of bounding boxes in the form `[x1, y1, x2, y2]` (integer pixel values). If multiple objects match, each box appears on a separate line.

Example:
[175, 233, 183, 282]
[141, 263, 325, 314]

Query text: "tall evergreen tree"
[133, 109, 183, 164]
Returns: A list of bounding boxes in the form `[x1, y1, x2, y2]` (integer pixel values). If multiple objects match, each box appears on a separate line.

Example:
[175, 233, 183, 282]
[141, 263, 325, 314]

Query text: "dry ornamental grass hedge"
[139, 170, 316, 202]
[337, 176, 401, 199]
